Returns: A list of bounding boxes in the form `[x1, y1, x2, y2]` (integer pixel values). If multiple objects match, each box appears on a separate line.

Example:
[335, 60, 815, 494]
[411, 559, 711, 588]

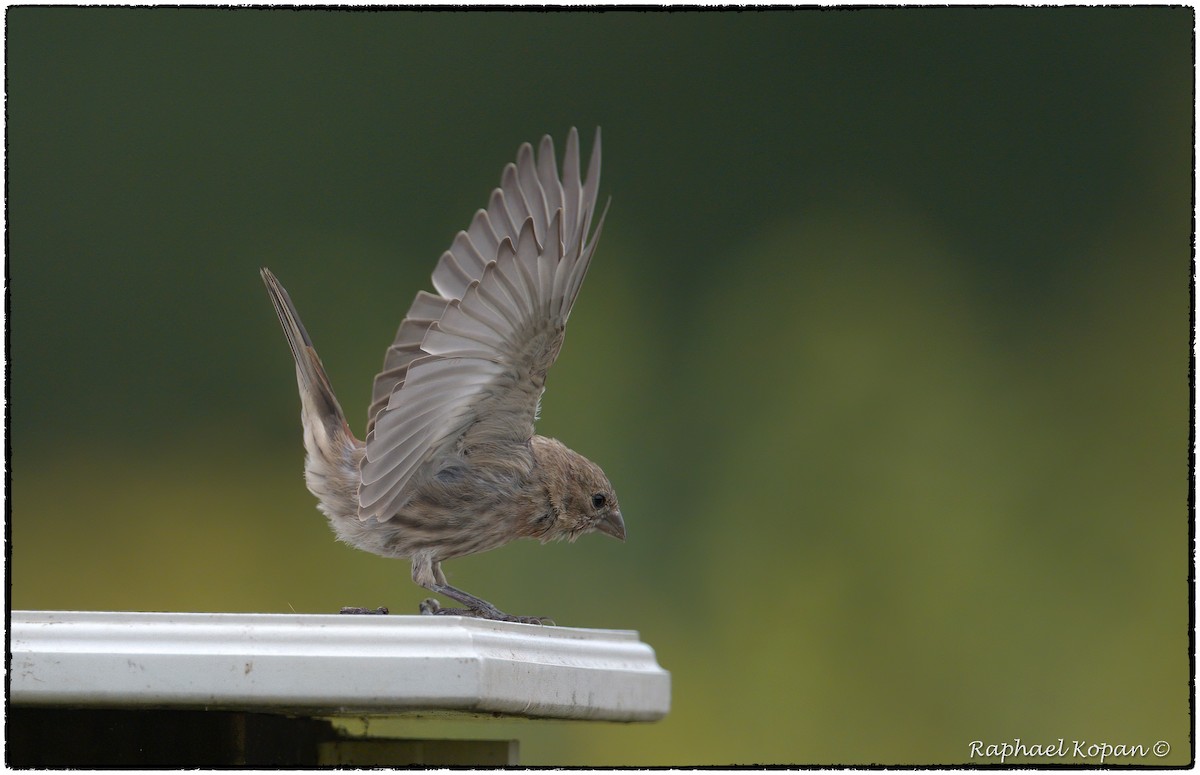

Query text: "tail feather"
[260, 267, 355, 446]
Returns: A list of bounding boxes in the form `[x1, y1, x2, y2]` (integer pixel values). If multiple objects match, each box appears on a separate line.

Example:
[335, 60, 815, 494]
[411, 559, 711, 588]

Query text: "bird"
[261, 127, 623, 624]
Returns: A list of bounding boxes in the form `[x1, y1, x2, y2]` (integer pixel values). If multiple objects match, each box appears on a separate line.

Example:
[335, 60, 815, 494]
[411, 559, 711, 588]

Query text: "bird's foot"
[419, 597, 552, 625]
[339, 606, 389, 615]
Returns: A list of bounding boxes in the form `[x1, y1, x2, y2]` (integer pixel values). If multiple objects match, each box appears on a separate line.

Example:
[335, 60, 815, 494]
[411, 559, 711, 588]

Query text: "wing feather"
[431, 251, 474, 300]
[448, 231, 490, 276]
[561, 128, 582, 248]
[497, 169, 530, 235]
[471, 276, 525, 331]
[467, 210, 502, 257]
[493, 237, 536, 315]
[367, 291, 450, 424]
[537, 135, 564, 223]
[368, 373, 499, 452]
[437, 298, 509, 346]
[513, 224, 542, 308]
[420, 328, 502, 360]
[563, 199, 610, 316]
[456, 280, 516, 334]
[579, 128, 602, 251]
[515, 142, 549, 242]
[406, 290, 450, 320]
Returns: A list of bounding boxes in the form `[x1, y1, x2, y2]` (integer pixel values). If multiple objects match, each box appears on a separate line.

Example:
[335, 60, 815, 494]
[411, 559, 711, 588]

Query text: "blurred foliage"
[7, 7, 1192, 766]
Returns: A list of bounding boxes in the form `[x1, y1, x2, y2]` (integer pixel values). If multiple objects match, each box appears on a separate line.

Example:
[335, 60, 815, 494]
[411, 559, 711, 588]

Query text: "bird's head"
[531, 436, 624, 544]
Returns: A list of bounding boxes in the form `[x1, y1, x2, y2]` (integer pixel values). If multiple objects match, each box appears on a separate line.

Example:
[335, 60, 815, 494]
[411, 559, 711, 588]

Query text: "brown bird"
[261, 128, 623, 624]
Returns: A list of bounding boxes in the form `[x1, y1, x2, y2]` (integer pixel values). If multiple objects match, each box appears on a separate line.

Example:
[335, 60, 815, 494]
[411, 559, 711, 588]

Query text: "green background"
[8, 7, 1192, 766]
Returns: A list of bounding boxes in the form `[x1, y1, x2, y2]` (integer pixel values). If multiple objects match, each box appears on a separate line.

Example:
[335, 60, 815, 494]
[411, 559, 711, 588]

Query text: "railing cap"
[11, 610, 671, 722]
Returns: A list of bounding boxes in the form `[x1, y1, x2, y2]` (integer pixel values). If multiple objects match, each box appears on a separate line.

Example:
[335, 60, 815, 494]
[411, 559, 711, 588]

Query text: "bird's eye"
[591, 492, 607, 509]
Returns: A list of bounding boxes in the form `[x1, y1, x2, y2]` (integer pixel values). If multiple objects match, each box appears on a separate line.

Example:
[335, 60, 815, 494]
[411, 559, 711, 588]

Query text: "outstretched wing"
[358, 128, 606, 521]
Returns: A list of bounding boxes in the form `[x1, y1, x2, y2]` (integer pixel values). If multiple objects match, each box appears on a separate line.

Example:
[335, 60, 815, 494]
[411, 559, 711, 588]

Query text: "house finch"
[261, 128, 623, 624]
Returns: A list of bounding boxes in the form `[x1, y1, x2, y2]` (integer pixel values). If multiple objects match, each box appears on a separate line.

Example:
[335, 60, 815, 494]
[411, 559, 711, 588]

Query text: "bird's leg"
[415, 560, 552, 625]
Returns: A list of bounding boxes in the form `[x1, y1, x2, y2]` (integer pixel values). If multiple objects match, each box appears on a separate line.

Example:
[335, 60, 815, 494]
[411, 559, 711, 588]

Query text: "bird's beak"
[596, 509, 626, 542]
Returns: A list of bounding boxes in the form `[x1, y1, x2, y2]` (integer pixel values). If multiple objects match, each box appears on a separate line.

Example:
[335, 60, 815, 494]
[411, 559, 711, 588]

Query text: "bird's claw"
[339, 606, 389, 615]
[419, 597, 552, 625]
[517, 615, 556, 626]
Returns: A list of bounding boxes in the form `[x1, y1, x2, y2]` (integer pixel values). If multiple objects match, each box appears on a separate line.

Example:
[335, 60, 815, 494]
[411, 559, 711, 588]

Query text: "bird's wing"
[357, 128, 606, 521]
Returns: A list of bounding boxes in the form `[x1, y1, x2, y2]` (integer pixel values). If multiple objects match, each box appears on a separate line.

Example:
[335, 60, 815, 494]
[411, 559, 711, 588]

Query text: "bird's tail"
[260, 267, 361, 474]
